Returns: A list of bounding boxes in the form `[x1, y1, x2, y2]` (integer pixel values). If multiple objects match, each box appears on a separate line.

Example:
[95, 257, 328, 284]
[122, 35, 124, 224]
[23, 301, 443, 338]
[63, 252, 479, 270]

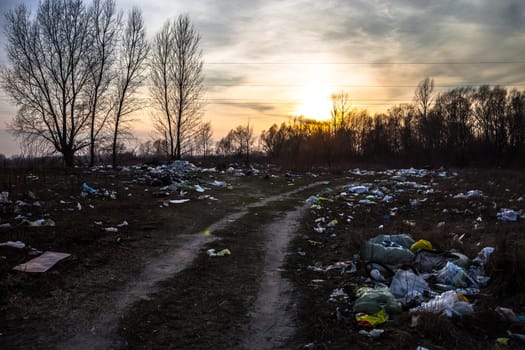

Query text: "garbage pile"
[0, 190, 55, 229]
[359, 233, 491, 314]
[122, 161, 260, 187]
[299, 168, 525, 346]
[131, 161, 205, 187]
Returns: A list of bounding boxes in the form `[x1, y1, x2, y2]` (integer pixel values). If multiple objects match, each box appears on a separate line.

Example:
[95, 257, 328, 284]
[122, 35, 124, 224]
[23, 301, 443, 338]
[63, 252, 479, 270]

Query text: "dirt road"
[239, 206, 305, 350]
[54, 181, 326, 349]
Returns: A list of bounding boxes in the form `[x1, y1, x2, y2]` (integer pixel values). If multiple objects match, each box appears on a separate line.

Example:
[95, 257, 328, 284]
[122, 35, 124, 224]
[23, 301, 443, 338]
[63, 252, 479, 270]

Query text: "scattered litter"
[117, 220, 129, 227]
[82, 182, 98, 194]
[507, 330, 525, 342]
[496, 307, 519, 322]
[498, 209, 518, 221]
[348, 185, 369, 194]
[0, 192, 9, 203]
[454, 190, 483, 199]
[358, 329, 384, 338]
[496, 338, 509, 345]
[0, 241, 25, 249]
[306, 196, 319, 204]
[13, 251, 71, 272]
[22, 218, 56, 227]
[327, 219, 338, 227]
[307, 261, 356, 273]
[207, 248, 231, 257]
[104, 227, 118, 233]
[308, 240, 324, 248]
[169, 199, 190, 204]
[329, 288, 349, 302]
[355, 309, 388, 327]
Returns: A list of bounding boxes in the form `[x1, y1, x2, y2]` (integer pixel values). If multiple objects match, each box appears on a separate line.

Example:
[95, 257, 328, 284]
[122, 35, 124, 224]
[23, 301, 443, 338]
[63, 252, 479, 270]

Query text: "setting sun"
[293, 83, 333, 120]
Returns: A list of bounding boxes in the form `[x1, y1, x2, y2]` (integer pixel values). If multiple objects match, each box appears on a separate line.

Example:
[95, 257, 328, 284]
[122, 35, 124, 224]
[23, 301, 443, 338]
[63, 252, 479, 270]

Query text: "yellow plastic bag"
[410, 239, 432, 253]
[355, 309, 388, 327]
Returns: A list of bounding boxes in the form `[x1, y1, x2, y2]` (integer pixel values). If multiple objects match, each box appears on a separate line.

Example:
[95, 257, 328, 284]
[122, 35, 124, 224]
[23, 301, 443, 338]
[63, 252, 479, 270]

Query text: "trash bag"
[353, 287, 402, 314]
[435, 261, 478, 289]
[361, 234, 415, 266]
[390, 269, 429, 305]
[469, 247, 495, 286]
[413, 250, 471, 273]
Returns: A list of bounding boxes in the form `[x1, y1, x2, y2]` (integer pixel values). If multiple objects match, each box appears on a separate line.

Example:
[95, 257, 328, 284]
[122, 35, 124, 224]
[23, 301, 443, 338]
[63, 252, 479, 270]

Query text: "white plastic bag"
[390, 269, 429, 305]
[435, 261, 478, 288]
[410, 290, 458, 314]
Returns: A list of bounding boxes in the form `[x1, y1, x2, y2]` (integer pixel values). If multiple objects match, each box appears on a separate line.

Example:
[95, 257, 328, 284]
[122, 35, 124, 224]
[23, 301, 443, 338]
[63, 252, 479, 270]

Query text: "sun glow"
[293, 83, 333, 120]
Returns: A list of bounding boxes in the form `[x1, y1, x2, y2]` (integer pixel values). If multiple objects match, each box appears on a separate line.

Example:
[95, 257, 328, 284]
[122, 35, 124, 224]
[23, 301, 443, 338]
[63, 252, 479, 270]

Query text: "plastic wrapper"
[410, 290, 458, 314]
[410, 239, 432, 253]
[435, 261, 478, 288]
[355, 309, 388, 327]
[390, 269, 429, 305]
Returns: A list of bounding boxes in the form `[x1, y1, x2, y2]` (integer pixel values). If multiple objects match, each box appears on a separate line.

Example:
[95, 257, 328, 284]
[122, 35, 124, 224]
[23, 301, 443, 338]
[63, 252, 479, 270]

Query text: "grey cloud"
[215, 102, 276, 113]
[203, 73, 249, 94]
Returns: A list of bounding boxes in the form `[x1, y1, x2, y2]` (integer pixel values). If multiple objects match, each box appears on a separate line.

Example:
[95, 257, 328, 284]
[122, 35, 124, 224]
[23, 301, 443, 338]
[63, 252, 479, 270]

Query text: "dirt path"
[57, 182, 326, 350]
[239, 206, 306, 350]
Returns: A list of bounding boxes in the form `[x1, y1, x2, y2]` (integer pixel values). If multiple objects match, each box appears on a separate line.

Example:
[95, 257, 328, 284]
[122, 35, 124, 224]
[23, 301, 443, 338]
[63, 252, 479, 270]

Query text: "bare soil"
[1, 164, 525, 349]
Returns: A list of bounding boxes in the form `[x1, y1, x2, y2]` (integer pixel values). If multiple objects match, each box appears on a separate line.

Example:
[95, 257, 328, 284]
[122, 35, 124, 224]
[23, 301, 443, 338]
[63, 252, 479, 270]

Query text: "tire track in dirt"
[239, 205, 306, 350]
[57, 181, 328, 350]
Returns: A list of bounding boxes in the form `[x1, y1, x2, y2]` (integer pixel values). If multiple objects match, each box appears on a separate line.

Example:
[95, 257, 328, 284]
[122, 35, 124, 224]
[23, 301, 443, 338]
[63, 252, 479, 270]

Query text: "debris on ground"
[206, 248, 231, 257]
[13, 251, 71, 273]
[289, 167, 525, 348]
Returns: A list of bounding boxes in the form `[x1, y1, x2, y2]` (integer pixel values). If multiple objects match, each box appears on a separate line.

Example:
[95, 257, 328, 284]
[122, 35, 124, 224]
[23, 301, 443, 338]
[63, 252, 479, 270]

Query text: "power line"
[203, 61, 525, 65]
[202, 83, 525, 88]
[203, 98, 414, 103]
[206, 101, 411, 105]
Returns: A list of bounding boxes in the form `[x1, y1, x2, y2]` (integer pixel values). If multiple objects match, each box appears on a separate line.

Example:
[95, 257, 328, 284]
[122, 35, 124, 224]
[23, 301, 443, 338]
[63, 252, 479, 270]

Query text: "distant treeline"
[261, 79, 525, 169]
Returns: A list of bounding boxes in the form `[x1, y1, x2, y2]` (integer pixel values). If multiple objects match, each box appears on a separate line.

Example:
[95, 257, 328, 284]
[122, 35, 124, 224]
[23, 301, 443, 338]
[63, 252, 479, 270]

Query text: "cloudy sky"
[1, 0, 524, 156]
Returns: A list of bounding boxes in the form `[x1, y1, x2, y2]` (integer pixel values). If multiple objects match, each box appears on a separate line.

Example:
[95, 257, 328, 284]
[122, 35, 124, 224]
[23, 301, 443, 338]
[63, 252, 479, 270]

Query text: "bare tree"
[472, 85, 507, 154]
[414, 77, 435, 120]
[414, 77, 437, 151]
[86, 0, 120, 167]
[1, 0, 94, 166]
[195, 121, 213, 157]
[507, 89, 525, 154]
[150, 15, 204, 160]
[330, 91, 352, 134]
[216, 132, 233, 156]
[232, 123, 256, 161]
[110, 7, 149, 167]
